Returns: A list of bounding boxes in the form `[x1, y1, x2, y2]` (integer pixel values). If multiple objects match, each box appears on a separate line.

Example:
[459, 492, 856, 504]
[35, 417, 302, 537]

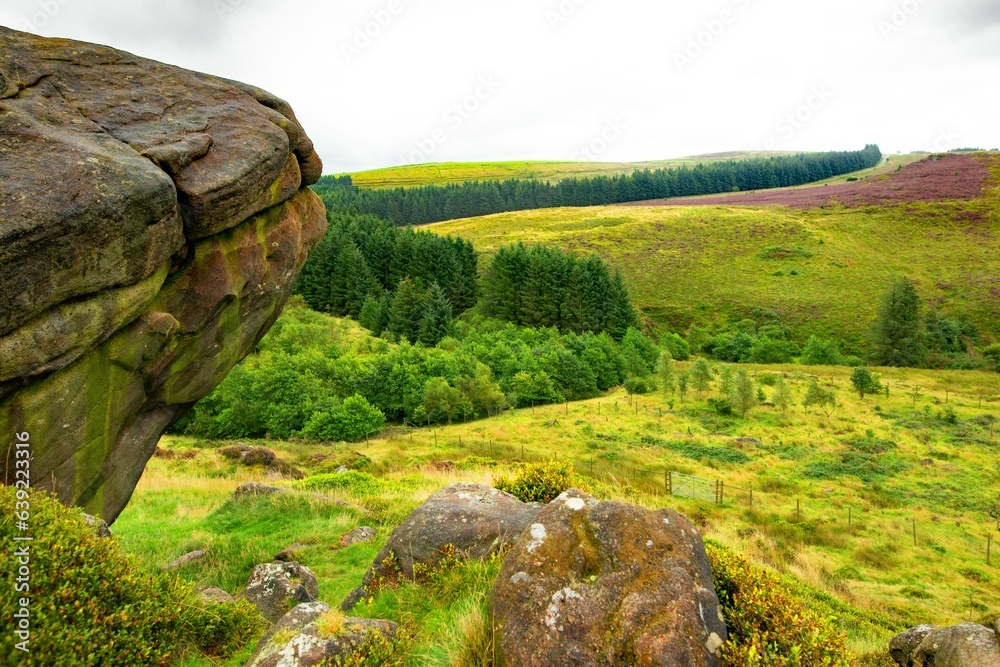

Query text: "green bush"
[493, 461, 577, 503]
[0, 487, 262, 666]
[800, 335, 844, 366]
[705, 541, 851, 667]
[295, 470, 386, 496]
[667, 441, 750, 465]
[303, 394, 385, 442]
[660, 332, 691, 361]
[624, 375, 655, 395]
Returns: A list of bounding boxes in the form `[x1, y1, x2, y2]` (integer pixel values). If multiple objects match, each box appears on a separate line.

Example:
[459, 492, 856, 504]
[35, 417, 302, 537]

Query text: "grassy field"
[113, 349, 1000, 665]
[337, 151, 804, 189]
[425, 158, 1000, 347]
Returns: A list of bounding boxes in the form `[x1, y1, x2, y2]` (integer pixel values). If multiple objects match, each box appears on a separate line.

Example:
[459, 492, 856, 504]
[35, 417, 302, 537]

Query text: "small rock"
[240, 561, 319, 623]
[734, 437, 762, 447]
[335, 465, 350, 473]
[82, 513, 113, 538]
[920, 459, 935, 466]
[340, 527, 376, 548]
[197, 586, 235, 604]
[220, 444, 277, 466]
[163, 549, 207, 570]
[245, 601, 397, 667]
[232, 482, 286, 500]
[889, 624, 933, 666]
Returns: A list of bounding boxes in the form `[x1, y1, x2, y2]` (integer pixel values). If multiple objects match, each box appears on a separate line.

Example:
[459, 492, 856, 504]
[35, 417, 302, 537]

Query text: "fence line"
[368, 427, 997, 568]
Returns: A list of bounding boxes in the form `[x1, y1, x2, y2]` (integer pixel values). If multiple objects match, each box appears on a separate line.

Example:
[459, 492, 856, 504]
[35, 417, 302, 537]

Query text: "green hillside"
[425, 156, 1000, 351]
[337, 151, 800, 189]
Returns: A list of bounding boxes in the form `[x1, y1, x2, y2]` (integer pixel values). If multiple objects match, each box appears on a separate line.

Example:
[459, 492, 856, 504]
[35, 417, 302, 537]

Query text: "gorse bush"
[705, 541, 851, 667]
[493, 461, 577, 503]
[0, 487, 261, 666]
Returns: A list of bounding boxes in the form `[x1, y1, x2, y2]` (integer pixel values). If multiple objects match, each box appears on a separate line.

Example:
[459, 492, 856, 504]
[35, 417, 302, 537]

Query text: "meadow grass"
[114, 361, 998, 665]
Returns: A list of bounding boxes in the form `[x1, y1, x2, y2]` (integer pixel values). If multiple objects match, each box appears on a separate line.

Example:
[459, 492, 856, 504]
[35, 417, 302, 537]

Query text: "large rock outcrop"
[342, 482, 541, 610]
[0, 28, 326, 521]
[490, 489, 728, 667]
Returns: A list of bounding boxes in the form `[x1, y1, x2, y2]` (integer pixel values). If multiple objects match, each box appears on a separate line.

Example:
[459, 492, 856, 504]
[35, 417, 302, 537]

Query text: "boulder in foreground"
[490, 488, 727, 667]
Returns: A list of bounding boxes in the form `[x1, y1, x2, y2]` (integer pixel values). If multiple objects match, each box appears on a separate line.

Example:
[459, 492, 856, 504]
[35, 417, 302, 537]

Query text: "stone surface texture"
[0, 27, 326, 522]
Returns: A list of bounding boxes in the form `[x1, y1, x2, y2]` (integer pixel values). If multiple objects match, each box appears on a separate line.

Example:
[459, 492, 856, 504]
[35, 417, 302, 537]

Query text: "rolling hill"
[425, 153, 1000, 351]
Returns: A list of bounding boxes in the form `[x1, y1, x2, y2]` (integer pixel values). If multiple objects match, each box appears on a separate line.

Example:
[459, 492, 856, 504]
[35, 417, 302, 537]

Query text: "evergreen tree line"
[480, 243, 639, 340]
[313, 146, 883, 226]
[294, 211, 478, 346]
[294, 212, 641, 345]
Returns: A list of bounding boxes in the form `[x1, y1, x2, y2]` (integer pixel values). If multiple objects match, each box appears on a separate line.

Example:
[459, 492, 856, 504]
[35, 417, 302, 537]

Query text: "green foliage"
[666, 440, 751, 465]
[657, 350, 677, 396]
[303, 395, 386, 442]
[493, 461, 577, 503]
[690, 358, 714, 396]
[803, 378, 838, 418]
[732, 370, 758, 417]
[850, 367, 882, 400]
[0, 487, 261, 666]
[705, 541, 852, 667]
[802, 451, 908, 483]
[295, 471, 387, 496]
[660, 332, 691, 361]
[869, 278, 925, 367]
[480, 243, 638, 339]
[800, 335, 845, 366]
[623, 375, 655, 395]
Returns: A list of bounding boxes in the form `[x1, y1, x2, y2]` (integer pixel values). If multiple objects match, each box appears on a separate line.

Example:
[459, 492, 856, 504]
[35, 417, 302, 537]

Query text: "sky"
[2, 0, 999, 173]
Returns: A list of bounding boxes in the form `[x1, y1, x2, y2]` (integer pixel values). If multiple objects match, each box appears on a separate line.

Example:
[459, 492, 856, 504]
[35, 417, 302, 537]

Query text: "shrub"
[705, 541, 851, 667]
[800, 335, 844, 366]
[295, 470, 385, 496]
[660, 332, 691, 361]
[0, 487, 261, 665]
[493, 461, 576, 503]
[303, 394, 385, 442]
[850, 367, 882, 399]
[624, 375, 655, 395]
[707, 398, 735, 416]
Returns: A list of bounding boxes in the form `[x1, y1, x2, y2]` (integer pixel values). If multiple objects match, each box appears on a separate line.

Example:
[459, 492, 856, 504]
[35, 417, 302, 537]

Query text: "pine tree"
[418, 282, 453, 347]
[869, 278, 925, 367]
[388, 277, 426, 343]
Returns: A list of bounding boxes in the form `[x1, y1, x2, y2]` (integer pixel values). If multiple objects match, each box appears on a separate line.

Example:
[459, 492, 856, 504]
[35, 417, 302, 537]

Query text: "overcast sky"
[3, 0, 998, 172]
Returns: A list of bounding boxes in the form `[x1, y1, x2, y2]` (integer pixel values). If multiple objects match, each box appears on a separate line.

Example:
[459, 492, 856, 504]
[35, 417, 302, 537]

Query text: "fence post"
[720, 481, 725, 504]
[668, 471, 673, 495]
[912, 519, 917, 547]
[848, 507, 852, 527]
[749, 484, 753, 508]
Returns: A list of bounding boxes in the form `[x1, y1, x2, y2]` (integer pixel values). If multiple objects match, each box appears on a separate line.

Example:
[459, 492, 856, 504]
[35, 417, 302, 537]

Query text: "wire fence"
[370, 419, 998, 569]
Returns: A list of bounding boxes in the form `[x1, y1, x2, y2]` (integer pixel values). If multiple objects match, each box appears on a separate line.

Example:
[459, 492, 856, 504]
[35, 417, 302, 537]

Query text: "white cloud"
[1, 0, 998, 172]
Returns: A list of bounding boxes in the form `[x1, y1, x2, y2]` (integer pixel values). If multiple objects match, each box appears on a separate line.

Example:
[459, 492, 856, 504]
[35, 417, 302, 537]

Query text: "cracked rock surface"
[490, 489, 728, 667]
[0, 27, 326, 522]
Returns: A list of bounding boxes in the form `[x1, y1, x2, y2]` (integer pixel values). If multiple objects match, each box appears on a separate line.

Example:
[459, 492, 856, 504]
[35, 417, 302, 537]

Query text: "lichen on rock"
[0, 27, 326, 523]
